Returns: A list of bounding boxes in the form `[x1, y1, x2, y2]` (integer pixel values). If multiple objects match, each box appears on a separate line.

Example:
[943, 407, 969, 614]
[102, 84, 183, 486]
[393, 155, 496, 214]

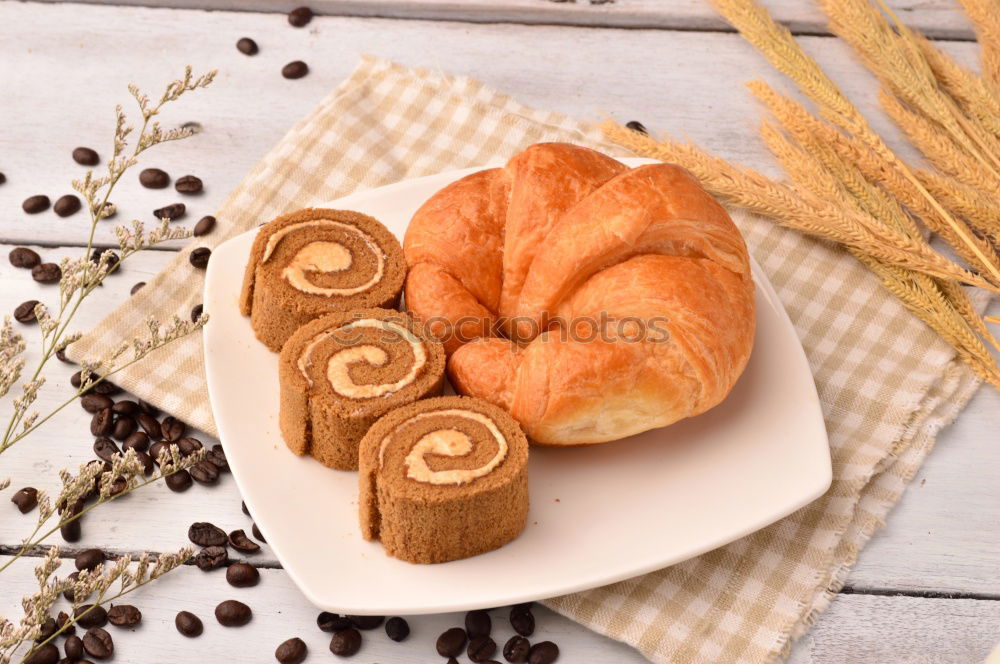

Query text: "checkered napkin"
[68, 56, 985, 663]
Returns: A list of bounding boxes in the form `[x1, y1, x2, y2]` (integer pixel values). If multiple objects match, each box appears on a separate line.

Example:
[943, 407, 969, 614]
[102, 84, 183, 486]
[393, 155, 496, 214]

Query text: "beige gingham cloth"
[68, 56, 985, 663]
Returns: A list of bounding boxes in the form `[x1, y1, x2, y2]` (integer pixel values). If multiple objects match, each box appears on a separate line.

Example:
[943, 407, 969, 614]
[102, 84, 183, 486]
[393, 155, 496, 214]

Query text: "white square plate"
[203, 159, 831, 615]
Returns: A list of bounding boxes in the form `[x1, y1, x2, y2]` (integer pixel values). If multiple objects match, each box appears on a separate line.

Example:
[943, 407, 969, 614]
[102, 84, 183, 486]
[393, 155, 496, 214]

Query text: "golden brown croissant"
[403, 143, 755, 446]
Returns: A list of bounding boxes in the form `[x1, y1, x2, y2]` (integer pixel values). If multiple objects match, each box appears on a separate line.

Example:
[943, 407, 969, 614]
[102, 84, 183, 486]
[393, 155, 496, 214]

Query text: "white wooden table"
[1, 2, 998, 662]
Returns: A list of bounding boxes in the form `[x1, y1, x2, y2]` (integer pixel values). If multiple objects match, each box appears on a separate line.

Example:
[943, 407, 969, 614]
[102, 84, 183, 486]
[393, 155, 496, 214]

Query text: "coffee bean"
[112, 415, 137, 440]
[107, 604, 141, 627]
[161, 416, 186, 443]
[625, 120, 648, 134]
[190, 303, 204, 322]
[90, 409, 114, 437]
[90, 248, 119, 271]
[11, 487, 38, 513]
[528, 641, 559, 664]
[75, 548, 105, 571]
[14, 300, 39, 324]
[215, 599, 252, 627]
[137, 399, 158, 416]
[122, 431, 149, 452]
[251, 522, 266, 542]
[177, 436, 202, 456]
[469, 635, 497, 662]
[175, 611, 203, 637]
[207, 444, 229, 471]
[275, 636, 307, 664]
[9, 247, 41, 268]
[504, 635, 531, 663]
[329, 628, 362, 657]
[189, 247, 211, 269]
[95, 200, 116, 219]
[75, 605, 108, 629]
[130, 281, 146, 295]
[135, 450, 154, 475]
[63, 571, 80, 602]
[153, 202, 186, 221]
[175, 175, 203, 194]
[36, 617, 57, 642]
[93, 436, 119, 463]
[436, 628, 467, 657]
[189, 522, 227, 547]
[82, 626, 114, 659]
[137, 413, 161, 439]
[73, 147, 100, 166]
[108, 475, 127, 497]
[81, 394, 113, 413]
[237, 37, 259, 55]
[347, 615, 384, 630]
[228, 529, 260, 554]
[139, 168, 169, 189]
[54, 194, 82, 217]
[22, 195, 50, 214]
[288, 6, 313, 26]
[55, 346, 69, 363]
[112, 400, 140, 416]
[226, 562, 260, 587]
[0, 172, 4, 185]
[282, 61, 309, 79]
[317, 612, 351, 632]
[23, 644, 59, 664]
[384, 616, 409, 642]
[193, 215, 216, 236]
[510, 607, 535, 637]
[91, 379, 120, 396]
[166, 468, 193, 492]
[194, 545, 228, 571]
[32, 263, 61, 284]
[149, 440, 169, 464]
[65, 634, 85, 659]
[466, 609, 491, 638]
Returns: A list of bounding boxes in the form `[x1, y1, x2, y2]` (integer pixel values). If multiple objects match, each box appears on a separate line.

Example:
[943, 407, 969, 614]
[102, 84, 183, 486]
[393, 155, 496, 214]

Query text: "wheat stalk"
[957, 0, 1000, 89]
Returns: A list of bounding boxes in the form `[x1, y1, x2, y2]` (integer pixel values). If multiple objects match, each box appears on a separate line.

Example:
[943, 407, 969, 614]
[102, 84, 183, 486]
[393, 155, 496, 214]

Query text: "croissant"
[404, 143, 755, 446]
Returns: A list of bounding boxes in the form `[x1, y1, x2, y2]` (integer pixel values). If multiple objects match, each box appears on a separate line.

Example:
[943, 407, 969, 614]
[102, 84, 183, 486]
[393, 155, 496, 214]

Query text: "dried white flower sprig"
[0, 66, 215, 456]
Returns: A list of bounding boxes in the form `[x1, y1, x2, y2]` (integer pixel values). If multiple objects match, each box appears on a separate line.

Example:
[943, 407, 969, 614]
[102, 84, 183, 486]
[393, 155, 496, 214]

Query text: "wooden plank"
[0, 2, 983, 248]
[30, 0, 980, 40]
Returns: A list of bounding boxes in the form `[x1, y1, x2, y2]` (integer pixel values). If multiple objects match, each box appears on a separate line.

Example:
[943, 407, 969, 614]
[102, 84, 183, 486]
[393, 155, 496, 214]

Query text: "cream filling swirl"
[378, 409, 508, 486]
[297, 319, 426, 399]
[261, 219, 385, 297]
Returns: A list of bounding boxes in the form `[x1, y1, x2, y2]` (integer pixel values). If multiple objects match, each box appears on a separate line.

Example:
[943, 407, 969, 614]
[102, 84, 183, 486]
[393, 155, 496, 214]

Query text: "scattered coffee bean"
[175, 611, 203, 637]
[139, 168, 169, 189]
[32, 263, 61, 284]
[251, 521, 266, 542]
[504, 635, 531, 663]
[54, 194, 82, 217]
[329, 628, 362, 657]
[75, 605, 108, 629]
[94, 436, 120, 463]
[138, 399, 159, 416]
[107, 604, 141, 627]
[190, 303, 204, 322]
[56, 610, 75, 638]
[226, 562, 260, 588]
[437, 628, 467, 657]
[55, 346, 69, 363]
[237, 37, 259, 55]
[175, 175, 203, 194]
[194, 545, 228, 571]
[384, 616, 409, 642]
[189, 247, 211, 268]
[149, 441, 169, 464]
[228, 529, 260, 554]
[36, 617, 57, 642]
[9, 247, 41, 268]
[176, 437, 202, 456]
[130, 281, 146, 295]
[137, 413, 161, 439]
[466, 609, 491, 638]
[81, 393, 113, 413]
[14, 300, 39, 324]
[112, 415, 137, 440]
[122, 431, 149, 452]
[22, 195, 51, 214]
[83, 627, 114, 659]
[193, 215, 216, 236]
[317, 612, 351, 632]
[65, 634, 85, 660]
[135, 450, 154, 475]
[153, 202, 186, 221]
[275, 636, 308, 664]
[528, 641, 559, 664]
[189, 522, 228, 547]
[288, 6, 313, 26]
[161, 416, 186, 442]
[23, 644, 58, 664]
[63, 571, 80, 602]
[75, 548, 105, 572]
[91, 379, 120, 396]
[166, 468, 193, 492]
[510, 606, 535, 637]
[112, 400, 140, 416]
[90, 409, 114, 437]
[95, 200, 116, 219]
[11, 487, 38, 513]
[282, 61, 309, 80]
[625, 120, 648, 134]
[90, 247, 120, 271]
[215, 599, 252, 627]
[73, 147, 100, 166]
[347, 615, 384, 630]
[207, 444, 229, 471]
[469, 635, 497, 662]
[72, 370, 88, 388]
